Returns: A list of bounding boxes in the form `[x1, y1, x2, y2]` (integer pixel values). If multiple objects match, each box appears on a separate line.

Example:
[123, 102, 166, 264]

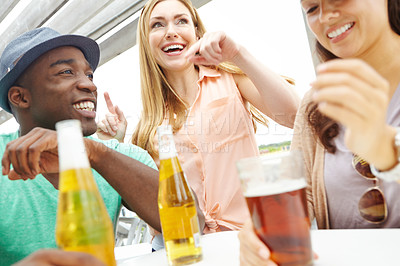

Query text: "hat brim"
[0, 34, 100, 113]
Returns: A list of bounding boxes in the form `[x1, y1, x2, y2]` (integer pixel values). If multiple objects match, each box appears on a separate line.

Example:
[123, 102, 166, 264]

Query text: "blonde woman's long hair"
[132, 0, 269, 158]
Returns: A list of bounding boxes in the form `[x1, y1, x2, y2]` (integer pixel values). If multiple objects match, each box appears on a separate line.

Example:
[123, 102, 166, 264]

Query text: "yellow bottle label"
[159, 201, 202, 265]
[159, 201, 200, 240]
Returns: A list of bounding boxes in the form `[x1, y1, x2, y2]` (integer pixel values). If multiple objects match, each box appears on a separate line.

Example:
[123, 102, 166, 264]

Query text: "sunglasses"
[352, 154, 387, 224]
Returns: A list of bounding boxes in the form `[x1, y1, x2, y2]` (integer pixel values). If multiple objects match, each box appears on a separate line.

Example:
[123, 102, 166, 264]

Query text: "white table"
[117, 231, 239, 266]
[117, 229, 400, 266]
[312, 229, 400, 266]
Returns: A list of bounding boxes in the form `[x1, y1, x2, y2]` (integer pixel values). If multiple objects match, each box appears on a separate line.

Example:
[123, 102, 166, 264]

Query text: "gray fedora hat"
[0, 27, 100, 113]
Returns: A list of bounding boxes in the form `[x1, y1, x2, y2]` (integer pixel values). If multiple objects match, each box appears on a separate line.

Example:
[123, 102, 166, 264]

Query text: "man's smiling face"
[20, 46, 98, 136]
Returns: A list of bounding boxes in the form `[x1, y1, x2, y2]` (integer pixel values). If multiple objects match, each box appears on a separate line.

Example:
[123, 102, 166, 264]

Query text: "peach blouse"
[157, 66, 259, 233]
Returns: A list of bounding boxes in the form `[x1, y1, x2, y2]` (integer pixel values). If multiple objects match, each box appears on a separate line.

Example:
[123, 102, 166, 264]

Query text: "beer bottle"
[157, 125, 202, 265]
[55, 119, 116, 266]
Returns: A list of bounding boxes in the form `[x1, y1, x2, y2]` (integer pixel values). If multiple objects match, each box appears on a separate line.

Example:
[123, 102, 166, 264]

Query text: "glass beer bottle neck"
[56, 120, 95, 191]
[59, 168, 98, 192]
[159, 156, 183, 180]
[57, 120, 90, 171]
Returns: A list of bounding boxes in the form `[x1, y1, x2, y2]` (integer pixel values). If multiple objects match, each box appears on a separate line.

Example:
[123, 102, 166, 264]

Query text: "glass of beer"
[236, 151, 313, 266]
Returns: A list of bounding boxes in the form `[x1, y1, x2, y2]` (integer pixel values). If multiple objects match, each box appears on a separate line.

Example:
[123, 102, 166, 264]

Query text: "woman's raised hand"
[185, 31, 240, 66]
[96, 92, 127, 143]
[312, 59, 397, 170]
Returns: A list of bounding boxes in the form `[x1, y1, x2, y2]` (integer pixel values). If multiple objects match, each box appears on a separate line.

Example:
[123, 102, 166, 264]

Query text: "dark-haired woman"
[239, 0, 400, 265]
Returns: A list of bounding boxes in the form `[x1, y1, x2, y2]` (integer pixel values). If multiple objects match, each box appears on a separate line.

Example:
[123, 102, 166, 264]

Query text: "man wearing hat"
[0, 27, 161, 265]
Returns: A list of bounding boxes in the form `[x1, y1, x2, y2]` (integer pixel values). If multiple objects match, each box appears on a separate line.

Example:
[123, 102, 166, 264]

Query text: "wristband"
[370, 127, 400, 182]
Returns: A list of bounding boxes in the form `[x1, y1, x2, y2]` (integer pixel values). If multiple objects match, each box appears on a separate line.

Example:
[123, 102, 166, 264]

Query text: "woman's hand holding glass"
[185, 31, 240, 66]
[239, 219, 319, 266]
[238, 219, 277, 266]
[312, 59, 397, 171]
[96, 92, 127, 143]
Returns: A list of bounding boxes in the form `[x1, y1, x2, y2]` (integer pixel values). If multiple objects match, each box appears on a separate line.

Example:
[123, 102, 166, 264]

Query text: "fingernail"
[2, 166, 5, 175]
[258, 248, 270, 259]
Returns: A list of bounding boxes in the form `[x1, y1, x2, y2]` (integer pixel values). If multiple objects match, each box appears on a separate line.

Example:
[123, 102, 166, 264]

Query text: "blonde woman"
[99, 0, 299, 233]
